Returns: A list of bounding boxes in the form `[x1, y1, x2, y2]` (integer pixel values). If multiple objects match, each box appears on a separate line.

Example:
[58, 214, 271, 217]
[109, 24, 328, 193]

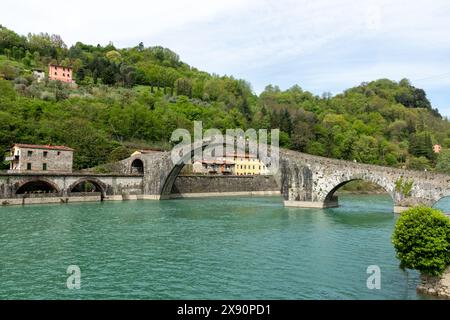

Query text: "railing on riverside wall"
[11, 192, 102, 198]
[12, 193, 61, 198]
[67, 192, 102, 197]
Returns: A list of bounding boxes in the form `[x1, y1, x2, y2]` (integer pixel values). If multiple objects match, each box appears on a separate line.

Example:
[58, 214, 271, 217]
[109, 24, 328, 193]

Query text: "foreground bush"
[392, 206, 450, 276]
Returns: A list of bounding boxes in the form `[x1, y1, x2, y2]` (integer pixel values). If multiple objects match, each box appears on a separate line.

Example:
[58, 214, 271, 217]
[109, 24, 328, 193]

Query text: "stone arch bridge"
[1, 148, 449, 212]
[0, 173, 143, 205]
[118, 148, 450, 212]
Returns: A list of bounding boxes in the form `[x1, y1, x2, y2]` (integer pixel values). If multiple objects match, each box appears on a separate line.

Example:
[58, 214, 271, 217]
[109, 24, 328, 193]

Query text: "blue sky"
[2, 0, 450, 116]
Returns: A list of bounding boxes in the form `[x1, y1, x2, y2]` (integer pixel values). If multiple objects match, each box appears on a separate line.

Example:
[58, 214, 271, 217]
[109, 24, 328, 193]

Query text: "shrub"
[392, 206, 450, 276]
[395, 176, 414, 197]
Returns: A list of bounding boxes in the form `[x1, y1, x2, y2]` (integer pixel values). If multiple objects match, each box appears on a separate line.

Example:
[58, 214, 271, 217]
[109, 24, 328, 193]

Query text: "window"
[43, 151, 48, 158]
[57, 151, 61, 156]
[27, 163, 31, 170]
[63, 73, 65, 77]
[54, 72, 57, 75]
[43, 163, 47, 171]
[27, 150, 33, 157]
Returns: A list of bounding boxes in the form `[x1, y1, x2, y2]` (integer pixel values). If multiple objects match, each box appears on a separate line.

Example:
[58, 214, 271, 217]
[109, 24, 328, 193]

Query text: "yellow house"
[130, 149, 163, 157]
[224, 153, 268, 175]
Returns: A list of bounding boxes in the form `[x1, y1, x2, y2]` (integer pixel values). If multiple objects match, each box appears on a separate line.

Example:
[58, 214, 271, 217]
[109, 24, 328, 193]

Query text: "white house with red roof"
[6, 143, 74, 173]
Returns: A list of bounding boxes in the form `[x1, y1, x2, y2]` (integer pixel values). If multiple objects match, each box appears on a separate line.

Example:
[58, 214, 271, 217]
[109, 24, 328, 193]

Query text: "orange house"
[48, 64, 74, 83]
[433, 144, 442, 154]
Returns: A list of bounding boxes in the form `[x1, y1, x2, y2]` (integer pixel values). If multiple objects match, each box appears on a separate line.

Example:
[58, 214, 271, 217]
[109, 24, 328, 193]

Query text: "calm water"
[0, 194, 449, 300]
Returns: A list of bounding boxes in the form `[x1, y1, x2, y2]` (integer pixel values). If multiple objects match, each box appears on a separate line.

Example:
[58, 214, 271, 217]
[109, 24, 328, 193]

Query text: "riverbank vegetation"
[336, 180, 386, 194]
[392, 206, 450, 276]
[1, 25, 450, 171]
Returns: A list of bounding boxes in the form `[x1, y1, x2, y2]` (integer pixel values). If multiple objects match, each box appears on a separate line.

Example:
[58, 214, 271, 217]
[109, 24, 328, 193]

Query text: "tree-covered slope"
[0, 25, 449, 173]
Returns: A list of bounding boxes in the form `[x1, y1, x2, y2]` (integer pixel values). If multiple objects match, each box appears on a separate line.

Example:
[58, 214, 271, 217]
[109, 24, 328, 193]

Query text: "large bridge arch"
[159, 141, 274, 198]
[15, 178, 61, 195]
[323, 178, 395, 208]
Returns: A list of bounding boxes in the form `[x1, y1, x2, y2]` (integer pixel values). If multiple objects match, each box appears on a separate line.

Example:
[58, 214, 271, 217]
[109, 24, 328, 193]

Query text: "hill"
[0, 25, 449, 173]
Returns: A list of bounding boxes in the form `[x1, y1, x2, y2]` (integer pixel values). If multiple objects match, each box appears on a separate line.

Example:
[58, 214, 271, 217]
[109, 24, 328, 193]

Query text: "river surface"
[0, 194, 449, 300]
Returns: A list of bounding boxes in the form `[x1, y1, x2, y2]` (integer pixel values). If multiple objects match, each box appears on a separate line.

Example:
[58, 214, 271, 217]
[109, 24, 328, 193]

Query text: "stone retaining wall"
[171, 175, 279, 196]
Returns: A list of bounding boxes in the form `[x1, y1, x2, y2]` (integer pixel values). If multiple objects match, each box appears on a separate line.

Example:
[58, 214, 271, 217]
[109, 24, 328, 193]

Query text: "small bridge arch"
[68, 177, 107, 199]
[130, 158, 144, 174]
[15, 178, 61, 195]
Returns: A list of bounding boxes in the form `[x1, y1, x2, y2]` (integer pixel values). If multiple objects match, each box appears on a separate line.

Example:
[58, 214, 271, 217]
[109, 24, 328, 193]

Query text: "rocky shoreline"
[417, 267, 450, 299]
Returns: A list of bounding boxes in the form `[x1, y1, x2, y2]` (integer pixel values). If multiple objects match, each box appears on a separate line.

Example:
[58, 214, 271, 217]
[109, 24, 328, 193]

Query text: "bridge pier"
[393, 206, 412, 214]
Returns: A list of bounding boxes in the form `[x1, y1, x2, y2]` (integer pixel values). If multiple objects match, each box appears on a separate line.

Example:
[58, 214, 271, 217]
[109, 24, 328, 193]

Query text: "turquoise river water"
[0, 194, 449, 300]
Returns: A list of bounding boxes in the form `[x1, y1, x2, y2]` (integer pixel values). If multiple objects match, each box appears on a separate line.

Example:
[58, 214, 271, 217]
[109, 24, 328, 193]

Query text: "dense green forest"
[1, 25, 449, 173]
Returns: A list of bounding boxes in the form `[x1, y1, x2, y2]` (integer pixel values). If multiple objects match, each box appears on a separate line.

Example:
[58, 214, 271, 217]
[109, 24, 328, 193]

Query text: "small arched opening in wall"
[16, 179, 60, 195]
[323, 179, 394, 212]
[69, 179, 106, 200]
[130, 158, 144, 174]
[432, 196, 450, 215]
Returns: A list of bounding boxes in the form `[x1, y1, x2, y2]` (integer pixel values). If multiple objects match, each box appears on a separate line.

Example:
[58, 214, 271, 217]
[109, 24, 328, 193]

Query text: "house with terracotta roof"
[192, 159, 235, 175]
[433, 144, 442, 154]
[6, 144, 74, 173]
[48, 64, 74, 83]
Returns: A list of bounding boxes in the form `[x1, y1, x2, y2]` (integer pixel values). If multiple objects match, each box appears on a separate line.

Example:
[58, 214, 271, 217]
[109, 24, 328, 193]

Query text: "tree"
[280, 109, 292, 135]
[436, 149, 450, 174]
[106, 50, 122, 63]
[108, 146, 132, 162]
[407, 156, 431, 171]
[392, 206, 450, 276]
[175, 78, 192, 97]
[409, 131, 434, 160]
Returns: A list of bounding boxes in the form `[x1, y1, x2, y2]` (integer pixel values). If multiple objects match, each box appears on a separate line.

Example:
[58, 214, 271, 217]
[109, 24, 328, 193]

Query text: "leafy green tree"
[409, 131, 434, 160]
[407, 156, 431, 171]
[175, 78, 192, 97]
[392, 206, 450, 276]
[436, 149, 450, 174]
[108, 146, 132, 162]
